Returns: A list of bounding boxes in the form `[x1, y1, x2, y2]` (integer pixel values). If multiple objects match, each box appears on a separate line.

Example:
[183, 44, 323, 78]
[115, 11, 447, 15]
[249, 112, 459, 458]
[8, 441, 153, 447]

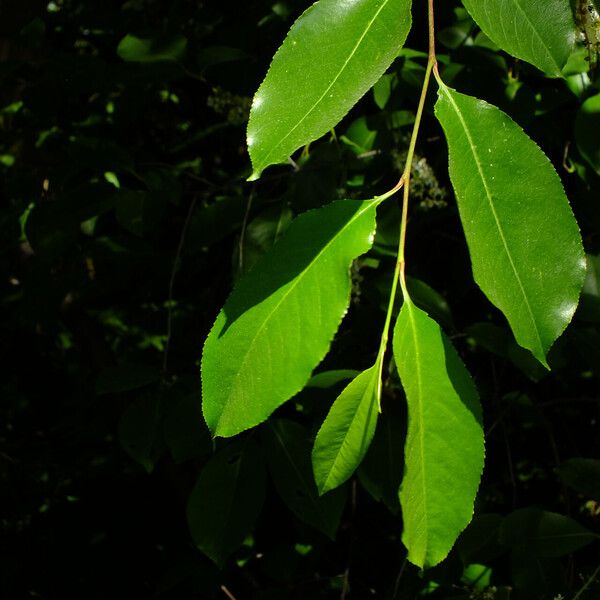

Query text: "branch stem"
[374, 0, 439, 379]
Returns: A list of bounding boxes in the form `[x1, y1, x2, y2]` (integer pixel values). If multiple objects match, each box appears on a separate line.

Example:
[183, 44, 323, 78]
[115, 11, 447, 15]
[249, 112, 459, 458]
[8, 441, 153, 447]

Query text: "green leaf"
[118, 392, 164, 473]
[575, 92, 600, 175]
[312, 363, 381, 495]
[393, 299, 484, 569]
[307, 369, 360, 389]
[557, 458, 600, 502]
[117, 34, 187, 63]
[164, 392, 212, 463]
[95, 363, 160, 395]
[247, 0, 412, 179]
[115, 191, 167, 237]
[233, 203, 293, 279]
[202, 198, 383, 438]
[187, 439, 266, 567]
[456, 514, 508, 565]
[461, 0, 577, 77]
[435, 85, 585, 364]
[358, 408, 405, 514]
[499, 508, 598, 557]
[263, 419, 346, 539]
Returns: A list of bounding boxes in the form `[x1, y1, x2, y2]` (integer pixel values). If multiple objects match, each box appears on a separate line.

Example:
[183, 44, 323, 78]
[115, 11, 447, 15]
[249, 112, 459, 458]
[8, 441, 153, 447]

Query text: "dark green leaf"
[164, 393, 212, 464]
[233, 203, 293, 279]
[461, 0, 577, 76]
[263, 419, 346, 539]
[117, 34, 187, 63]
[307, 369, 360, 389]
[456, 514, 508, 565]
[118, 393, 164, 473]
[187, 439, 266, 567]
[557, 458, 600, 502]
[115, 191, 167, 237]
[575, 92, 600, 175]
[95, 364, 160, 395]
[358, 409, 404, 514]
[499, 508, 598, 557]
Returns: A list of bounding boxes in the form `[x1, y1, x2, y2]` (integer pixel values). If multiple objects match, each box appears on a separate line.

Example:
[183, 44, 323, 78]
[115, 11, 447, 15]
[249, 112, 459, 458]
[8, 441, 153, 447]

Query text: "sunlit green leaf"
[202, 198, 383, 438]
[461, 0, 577, 76]
[312, 363, 381, 495]
[247, 0, 412, 179]
[435, 85, 585, 364]
[393, 299, 484, 569]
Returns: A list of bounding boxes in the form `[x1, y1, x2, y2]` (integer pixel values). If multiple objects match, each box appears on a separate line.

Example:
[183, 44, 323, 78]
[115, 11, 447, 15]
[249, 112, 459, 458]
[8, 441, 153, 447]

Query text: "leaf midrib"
[405, 302, 429, 564]
[254, 0, 394, 171]
[440, 87, 544, 357]
[214, 200, 379, 434]
[507, 0, 560, 72]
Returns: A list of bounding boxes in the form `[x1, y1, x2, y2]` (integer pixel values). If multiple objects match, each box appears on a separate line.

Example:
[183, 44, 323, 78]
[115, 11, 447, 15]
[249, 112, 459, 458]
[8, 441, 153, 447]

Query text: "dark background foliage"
[1, 1, 599, 598]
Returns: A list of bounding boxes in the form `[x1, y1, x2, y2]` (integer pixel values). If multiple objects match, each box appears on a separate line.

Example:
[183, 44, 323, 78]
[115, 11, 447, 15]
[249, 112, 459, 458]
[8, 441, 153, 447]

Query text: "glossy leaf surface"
[202, 198, 382, 438]
[461, 0, 576, 76]
[264, 420, 346, 539]
[393, 300, 484, 569]
[247, 0, 412, 179]
[435, 86, 585, 363]
[187, 439, 266, 566]
[312, 363, 380, 495]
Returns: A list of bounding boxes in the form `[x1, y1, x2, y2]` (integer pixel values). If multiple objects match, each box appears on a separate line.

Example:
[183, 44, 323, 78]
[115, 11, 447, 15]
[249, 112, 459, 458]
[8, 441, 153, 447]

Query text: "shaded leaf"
[95, 363, 160, 395]
[461, 0, 577, 76]
[307, 369, 360, 389]
[164, 393, 212, 463]
[358, 409, 405, 514]
[187, 439, 266, 567]
[575, 92, 600, 175]
[435, 85, 585, 364]
[393, 299, 484, 569]
[263, 419, 346, 539]
[247, 0, 412, 179]
[117, 34, 187, 63]
[456, 514, 508, 565]
[557, 458, 600, 502]
[115, 191, 167, 237]
[499, 508, 598, 557]
[202, 198, 383, 438]
[118, 393, 164, 473]
[233, 203, 293, 279]
[312, 363, 381, 495]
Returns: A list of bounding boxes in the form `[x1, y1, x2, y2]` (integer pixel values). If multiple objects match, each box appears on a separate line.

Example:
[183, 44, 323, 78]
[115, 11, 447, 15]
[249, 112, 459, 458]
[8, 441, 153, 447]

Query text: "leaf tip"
[246, 169, 261, 182]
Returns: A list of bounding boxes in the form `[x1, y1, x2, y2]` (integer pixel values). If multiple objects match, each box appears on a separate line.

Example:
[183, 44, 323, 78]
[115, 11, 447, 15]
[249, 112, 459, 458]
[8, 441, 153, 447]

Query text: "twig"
[572, 563, 600, 600]
[391, 558, 408, 599]
[220, 585, 238, 600]
[238, 187, 255, 274]
[162, 196, 199, 374]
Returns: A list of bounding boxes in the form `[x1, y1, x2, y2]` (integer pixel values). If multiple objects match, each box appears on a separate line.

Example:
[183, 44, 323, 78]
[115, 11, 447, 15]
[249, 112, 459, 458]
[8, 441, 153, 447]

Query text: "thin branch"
[162, 196, 199, 374]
